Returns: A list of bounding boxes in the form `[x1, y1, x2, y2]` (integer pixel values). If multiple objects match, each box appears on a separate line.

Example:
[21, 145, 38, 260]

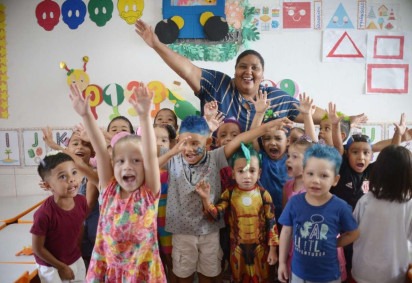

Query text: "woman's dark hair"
[107, 116, 134, 134]
[235, 50, 264, 70]
[370, 145, 412, 203]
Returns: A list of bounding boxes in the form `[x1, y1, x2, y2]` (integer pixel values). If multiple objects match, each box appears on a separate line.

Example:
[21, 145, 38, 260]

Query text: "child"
[154, 123, 177, 283]
[69, 82, 166, 282]
[31, 152, 88, 282]
[154, 107, 179, 131]
[42, 128, 99, 269]
[107, 115, 135, 135]
[352, 145, 412, 283]
[278, 144, 360, 283]
[196, 144, 279, 282]
[288, 127, 305, 146]
[159, 114, 292, 282]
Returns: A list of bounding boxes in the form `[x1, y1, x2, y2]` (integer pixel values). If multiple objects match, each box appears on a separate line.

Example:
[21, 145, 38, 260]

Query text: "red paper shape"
[283, 2, 311, 29]
[35, 0, 61, 31]
[373, 35, 404, 59]
[327, 31, 364, 58]
[367, 64, 409, 93]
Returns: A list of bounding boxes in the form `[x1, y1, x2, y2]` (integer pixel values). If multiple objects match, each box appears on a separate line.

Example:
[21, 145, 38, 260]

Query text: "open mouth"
[123, 175, 136, 184]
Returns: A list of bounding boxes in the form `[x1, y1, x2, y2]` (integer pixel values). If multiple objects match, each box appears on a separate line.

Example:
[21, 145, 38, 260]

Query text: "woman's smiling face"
[234, 54, 264, 98]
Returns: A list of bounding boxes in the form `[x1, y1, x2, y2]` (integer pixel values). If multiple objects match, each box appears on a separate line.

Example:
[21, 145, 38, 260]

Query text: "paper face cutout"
[35, 0, 61, 31]
[88, 0, 114, 27]
[62, 0, 87, 29]
[117, 0, 144, 24]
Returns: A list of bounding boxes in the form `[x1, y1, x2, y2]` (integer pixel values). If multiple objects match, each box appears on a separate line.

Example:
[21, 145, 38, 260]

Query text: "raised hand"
[69, 83, 90, 118]
[251, 89, 269, 114]
[205, 112, 225, 133]
[73, 123, 90, 143]
[294, 93, 315, 115]
[327, 102, 343, 126]
[135, 19, 160, 48]
[394, 113, 406, 136]
[203, 100, 219, 120]
[264, 117, 294, 134]
[128, 82, 153, 117]
[195, 179, 211, 200]
[349, 113, 368, 129]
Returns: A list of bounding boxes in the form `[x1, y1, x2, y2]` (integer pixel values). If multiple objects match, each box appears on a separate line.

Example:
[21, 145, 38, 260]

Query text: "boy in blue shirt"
[278, 144, 359, 283]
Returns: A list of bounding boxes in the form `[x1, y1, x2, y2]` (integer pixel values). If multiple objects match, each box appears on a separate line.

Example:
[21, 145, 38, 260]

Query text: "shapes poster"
[323, 0, 357, 30]
[322, 30, 366, 62]
[0, 130, 20, 166]
[283, 1, 312, 29]
[250, 0, 282, 31]
[366, 2, 401, 31]
[366, 31, 411, 94]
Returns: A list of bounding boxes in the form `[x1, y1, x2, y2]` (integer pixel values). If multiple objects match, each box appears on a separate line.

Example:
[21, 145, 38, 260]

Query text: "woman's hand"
[135, 19, 160, 49]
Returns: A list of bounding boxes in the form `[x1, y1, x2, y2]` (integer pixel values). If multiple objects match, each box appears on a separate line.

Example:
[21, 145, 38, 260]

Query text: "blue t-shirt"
[259, 151, 290, 219]
[198, 69, 299, 132]
[279, 193, 358, 282]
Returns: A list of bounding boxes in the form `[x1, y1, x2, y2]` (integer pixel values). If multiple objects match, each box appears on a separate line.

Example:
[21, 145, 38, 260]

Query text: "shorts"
[291, 272, 341, 283]
[37, 257, 86, 283]
[172, 231, 223, 278]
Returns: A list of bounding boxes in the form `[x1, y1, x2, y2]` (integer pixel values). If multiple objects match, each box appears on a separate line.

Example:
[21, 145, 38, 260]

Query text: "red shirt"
[30, 195, 87, 266]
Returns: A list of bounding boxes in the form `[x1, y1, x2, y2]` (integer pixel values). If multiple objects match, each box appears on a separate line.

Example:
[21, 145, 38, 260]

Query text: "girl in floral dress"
[69, 82, 166, 282]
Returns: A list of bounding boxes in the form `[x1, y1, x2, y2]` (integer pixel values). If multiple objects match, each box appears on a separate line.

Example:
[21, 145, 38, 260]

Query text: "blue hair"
[303, 144, 342, 175]
[179, 115, 210, 136]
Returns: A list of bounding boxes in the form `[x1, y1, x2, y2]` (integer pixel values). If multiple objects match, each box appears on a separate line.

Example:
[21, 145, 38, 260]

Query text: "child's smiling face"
[179, 132, 209, 165]
[261, 128, 288, 160]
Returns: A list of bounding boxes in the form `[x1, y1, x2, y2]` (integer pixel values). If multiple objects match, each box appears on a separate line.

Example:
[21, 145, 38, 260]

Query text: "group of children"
[30, 83, 412, 283]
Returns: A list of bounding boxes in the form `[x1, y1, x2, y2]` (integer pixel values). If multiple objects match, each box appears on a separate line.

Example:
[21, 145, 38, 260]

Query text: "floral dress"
[86, 179, 166, 282]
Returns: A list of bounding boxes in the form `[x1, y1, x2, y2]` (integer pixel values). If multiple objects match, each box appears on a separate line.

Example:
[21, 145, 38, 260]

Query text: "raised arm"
[224, 117, 293, 158]
[249, 90, 269, 150]
[135, 19, 202, 94]
[69, 84, 113, 190]
[328, 102, 345, 155]
[392, 113, 406, 145]
[129, 83, 160, 195]
[294, 93, 318, 142]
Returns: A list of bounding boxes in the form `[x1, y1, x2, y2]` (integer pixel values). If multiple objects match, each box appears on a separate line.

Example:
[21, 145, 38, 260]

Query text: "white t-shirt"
[352, 192, 412, 283]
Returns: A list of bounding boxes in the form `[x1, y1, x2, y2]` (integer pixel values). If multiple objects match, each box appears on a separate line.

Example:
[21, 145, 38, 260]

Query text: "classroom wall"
[0, 1, 411, 196]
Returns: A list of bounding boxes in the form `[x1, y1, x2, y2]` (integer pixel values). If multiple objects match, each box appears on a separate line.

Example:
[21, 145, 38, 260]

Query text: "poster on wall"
[52, 129, 73, 149]
[323, 1, 357, 30]
[22, 129, 47, 166]
[322, 30, 366, 62]
[282, 1, 312, 29]
[0, 130, 21, 166]
[250, 0, 282, 32]
[365, 2, 401, 31]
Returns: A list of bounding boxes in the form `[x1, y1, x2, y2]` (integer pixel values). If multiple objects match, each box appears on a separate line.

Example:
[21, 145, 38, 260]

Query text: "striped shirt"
[198, 69, 300, 132]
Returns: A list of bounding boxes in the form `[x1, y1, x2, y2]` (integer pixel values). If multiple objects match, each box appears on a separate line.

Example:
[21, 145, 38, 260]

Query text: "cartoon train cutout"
[155, 0, 229, 44]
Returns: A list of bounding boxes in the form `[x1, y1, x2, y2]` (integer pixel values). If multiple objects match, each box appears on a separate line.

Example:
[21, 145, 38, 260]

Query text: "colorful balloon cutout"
[147, 81, 167, 117]
[35, 0, 61, 31]
[278, 79, 300, 98]
[124, 81, 140, 116]
[62, 0, 87, 29]
[167, 89, 200, 120]
[88, 0, 114, 27]
[83, 84, 103, 119]
[103, 83, 125, 120]
[118, 0, 144, 24]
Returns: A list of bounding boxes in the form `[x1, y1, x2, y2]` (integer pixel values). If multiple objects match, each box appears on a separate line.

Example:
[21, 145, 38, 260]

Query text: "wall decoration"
[313, 0, 322, 30]
[168, 0, 260, 62]
[283, 1, 312, 29]
[61, 0, 87, 30]
[366, 64, 409, 94]
[103, 83, 125, 120]
[325, 2, 355, 29]
[88, 0, 114, 27]
[357, 0, 367, 29]
[22, 130, 46, 166]
[118, 0, 144, 25]
[250, 0, 282, 32]
[366, 31, 410, 94]
[0, 130, 20, 166]
[0, 4, 8, 119]
[366, 3, 401, 31]
[323, 30, 366, 62]
[35, 0, 61, 31]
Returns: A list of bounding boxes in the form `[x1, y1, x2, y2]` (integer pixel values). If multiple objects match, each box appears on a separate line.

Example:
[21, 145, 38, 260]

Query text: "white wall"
[0, 0, 411, 196]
